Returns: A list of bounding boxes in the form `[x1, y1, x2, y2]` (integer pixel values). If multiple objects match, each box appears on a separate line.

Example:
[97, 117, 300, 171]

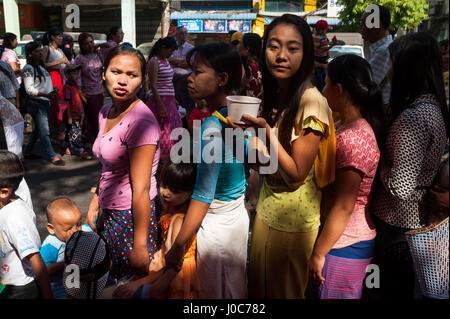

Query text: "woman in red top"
[188, 99, 210, 130]
[237, 33, 263, 213]
[237, 33, 263, 103]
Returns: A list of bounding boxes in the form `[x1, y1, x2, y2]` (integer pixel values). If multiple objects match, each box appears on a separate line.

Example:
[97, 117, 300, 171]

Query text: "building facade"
[169, 0, 321, 42]
[170, 0, 256, 44]
[419, 0, 449, 42]
[1, 0, 168, 46]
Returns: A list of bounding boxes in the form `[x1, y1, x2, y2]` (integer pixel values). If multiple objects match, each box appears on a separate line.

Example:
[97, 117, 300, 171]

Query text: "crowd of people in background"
[0, 3, 449, 300]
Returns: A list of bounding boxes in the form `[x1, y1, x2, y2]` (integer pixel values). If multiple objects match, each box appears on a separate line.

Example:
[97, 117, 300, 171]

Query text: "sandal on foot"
[51, 158, 65, 166]
[80, 152, 92, 160]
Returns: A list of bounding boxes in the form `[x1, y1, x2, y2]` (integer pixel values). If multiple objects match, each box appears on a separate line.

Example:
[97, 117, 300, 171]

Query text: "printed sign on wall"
[227, 20, 252, 33]
[178, 19, 203, 32]
[203, 20, 227, 32]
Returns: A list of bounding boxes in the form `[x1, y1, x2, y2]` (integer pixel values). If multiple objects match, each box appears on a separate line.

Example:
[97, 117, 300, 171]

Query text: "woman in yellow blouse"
[231, 14, 335, 298]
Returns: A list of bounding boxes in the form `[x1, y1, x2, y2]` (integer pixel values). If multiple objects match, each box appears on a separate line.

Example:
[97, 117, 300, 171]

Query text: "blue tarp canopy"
[171, 12, 258, 20]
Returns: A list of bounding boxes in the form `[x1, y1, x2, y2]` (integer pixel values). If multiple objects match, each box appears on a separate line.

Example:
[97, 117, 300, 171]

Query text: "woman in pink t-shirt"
[308, 54, 384, 299]
[0, 33, 22, 85]
[147, 37, 181, 162]
[74, 33, 105, 144]
[84, 45, 161, 280]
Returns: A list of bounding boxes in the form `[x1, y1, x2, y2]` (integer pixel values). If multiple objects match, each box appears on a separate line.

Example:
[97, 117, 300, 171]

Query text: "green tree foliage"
[336, 0, 429, 33]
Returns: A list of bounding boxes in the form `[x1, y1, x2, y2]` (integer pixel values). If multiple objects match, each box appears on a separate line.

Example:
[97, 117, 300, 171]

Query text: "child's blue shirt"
[40, 224, 93, 267]
[39, 224, 92, 299]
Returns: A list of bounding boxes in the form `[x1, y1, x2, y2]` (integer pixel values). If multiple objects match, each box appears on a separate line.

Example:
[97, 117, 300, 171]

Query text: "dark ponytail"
[388, 32, 449, 138]
[42, 27, 62, 46]
[25, 41, 46, 84]
[187, 42, 242, 95]
[0, 32, 17, 59]
[327, 54, 386, 149]
[107, 26, 121, 41]
[241, 32, 262, 64]
[240, 32, 262, 84]
[148, 36, 177, 62]
[0, 115, 7, 150]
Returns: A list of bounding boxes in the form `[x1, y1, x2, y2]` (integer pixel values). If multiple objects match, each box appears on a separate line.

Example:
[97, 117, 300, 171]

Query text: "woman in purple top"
[84, 45, 161, 280]
[74, 33, 105, 143]
[99, 26, 124, 63]
[1, 33, 23, 113]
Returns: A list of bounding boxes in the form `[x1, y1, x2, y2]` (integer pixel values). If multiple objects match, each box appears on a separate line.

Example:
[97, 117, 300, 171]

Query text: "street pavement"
[24, 143, 257, 243]
[23, 139, 101, 241]
[24, 97, 112, 241]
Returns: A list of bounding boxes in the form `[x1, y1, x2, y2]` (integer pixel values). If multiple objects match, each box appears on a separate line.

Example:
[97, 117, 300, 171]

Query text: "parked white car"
[137, 42, 154, 60]
[15, 40, 30, 68]
[329, 45, 365, 62]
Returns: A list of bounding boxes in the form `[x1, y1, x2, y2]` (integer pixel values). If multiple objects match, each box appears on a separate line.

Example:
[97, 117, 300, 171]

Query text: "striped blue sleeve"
[81, 224, 93, 232]
[40, 238, 61, 267]
[370, 49, 390, 85]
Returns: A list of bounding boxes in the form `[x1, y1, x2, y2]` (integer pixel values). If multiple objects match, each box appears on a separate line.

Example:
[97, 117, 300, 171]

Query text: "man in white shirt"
[169, 27, 196, 114]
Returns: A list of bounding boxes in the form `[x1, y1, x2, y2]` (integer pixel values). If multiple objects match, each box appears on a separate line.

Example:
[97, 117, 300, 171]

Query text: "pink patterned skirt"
[147, 94, 182, 160]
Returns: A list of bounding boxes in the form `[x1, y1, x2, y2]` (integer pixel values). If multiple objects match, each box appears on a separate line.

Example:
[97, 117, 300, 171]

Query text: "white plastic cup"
[226, 95, 262, 124]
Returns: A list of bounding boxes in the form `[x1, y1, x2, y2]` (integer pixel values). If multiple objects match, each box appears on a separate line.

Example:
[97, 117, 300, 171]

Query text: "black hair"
[0, 32, 17, 59]
[327, 54, 386, 149]
[0, 116, 7, 150]
[107, 26, 122, 41]
[0, 150, 24, 192]
[160, 161, 197, 194]
[388, 32, 449, 137]
[377, 5, 391, 30]
[242, 32, 262, 63]
[148, 36, 178, 61]
[260, 14, 315, 154]
[42, 27, 62, 46]
[176, 26, 187, 33]
[187, 42, 242, 94]
[78, 32, 94, 56]
[61, 34, 75, 60]
[241, 33, 262, 82]
[440, 39, 449, 47]
[25, 41, 46, 84]
[102, 45, 147, 88]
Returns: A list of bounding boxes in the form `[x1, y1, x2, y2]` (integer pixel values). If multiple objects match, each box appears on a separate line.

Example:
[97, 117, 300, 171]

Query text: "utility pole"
[161, 0, 171, 38]
[122, 0, 136, 47]
[3, 0, 21, 39]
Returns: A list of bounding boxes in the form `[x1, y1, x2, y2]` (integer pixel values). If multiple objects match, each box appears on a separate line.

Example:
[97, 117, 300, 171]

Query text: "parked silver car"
[329, 45, 365, 62]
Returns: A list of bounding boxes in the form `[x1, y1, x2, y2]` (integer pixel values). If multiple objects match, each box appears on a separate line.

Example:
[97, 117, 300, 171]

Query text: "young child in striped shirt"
[313, 20, 337, 91]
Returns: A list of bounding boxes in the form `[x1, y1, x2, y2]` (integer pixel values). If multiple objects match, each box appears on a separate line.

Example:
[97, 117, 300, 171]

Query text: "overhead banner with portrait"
[176, 19, 254, 33]
[203, 20, 227, 33]
[178, 19, 203, 33]
[227, 20, 252, 33]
